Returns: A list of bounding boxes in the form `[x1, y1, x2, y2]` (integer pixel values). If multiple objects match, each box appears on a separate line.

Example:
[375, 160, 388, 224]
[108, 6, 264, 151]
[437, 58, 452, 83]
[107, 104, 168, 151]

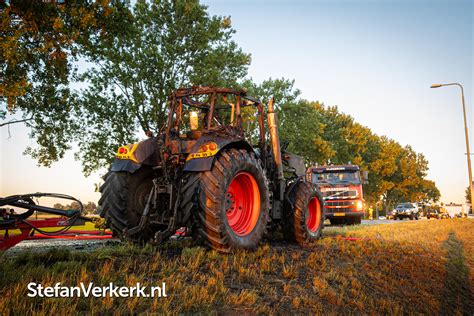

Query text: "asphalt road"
[361, 218, 410, 225]
[330, 217, 431, 226]
[4, 238, 121, 255]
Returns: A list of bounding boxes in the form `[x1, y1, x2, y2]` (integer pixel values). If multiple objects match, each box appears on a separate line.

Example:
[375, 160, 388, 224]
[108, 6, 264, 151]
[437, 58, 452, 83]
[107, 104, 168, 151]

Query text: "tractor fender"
[110, 158, 142, 173]
[284, 176, 306, 205]
[110, 136, 161, 173]
[183, 136, 253, 172]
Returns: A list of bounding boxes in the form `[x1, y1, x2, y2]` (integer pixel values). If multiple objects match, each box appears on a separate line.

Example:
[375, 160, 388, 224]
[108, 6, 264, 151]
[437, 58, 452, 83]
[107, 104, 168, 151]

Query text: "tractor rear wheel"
[192, 148, 269, 252]
[98, 168, 155, 242]
[285, 181, 324, 245]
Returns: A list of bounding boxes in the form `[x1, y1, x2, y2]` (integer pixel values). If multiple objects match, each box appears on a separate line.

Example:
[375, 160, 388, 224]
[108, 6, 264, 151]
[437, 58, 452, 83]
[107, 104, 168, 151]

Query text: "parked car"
[441, 213, 451, 219]
[392, 203, 420, 220]
[427, 210, 440, 219]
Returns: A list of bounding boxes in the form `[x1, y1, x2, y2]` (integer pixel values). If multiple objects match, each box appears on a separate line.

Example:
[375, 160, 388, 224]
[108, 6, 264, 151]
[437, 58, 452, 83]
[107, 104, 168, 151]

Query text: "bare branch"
[0, 117, 33, 127]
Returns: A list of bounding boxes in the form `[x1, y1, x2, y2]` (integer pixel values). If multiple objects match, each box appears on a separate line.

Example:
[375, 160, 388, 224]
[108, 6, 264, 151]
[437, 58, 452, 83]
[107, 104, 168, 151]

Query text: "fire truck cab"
[307, 164, 365, 225]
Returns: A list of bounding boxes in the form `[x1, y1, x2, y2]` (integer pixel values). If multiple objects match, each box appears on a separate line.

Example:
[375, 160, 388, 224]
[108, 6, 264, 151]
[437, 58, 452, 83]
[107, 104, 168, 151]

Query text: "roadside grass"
[1, 219, 473, 314]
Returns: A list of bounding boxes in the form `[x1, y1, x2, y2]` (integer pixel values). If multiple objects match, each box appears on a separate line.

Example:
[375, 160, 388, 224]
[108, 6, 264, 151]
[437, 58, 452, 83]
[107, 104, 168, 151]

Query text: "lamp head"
[430, 84, 443, 88]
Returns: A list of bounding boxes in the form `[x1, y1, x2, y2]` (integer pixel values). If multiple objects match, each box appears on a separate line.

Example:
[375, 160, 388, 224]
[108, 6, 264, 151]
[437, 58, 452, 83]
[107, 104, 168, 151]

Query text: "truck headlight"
[356, 201, 363, 211]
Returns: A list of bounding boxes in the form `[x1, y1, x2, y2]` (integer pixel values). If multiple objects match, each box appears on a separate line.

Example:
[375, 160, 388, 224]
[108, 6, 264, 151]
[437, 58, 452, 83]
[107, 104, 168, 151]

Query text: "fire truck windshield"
[313, 171, 360, 184]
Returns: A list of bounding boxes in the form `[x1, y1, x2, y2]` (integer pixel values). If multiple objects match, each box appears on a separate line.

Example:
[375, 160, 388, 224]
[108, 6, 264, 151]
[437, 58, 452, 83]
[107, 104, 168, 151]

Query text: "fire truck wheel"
[330, 218, 341, 225]
[193, 148, 269, 252]
[351, 217, 362, 225]
[285, 181, 324, 245]
[98, 168, 155, 242]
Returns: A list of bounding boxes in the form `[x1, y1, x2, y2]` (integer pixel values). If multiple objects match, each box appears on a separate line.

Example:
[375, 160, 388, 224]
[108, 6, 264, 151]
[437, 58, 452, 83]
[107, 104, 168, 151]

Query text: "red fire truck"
[307, 165, 367, 225]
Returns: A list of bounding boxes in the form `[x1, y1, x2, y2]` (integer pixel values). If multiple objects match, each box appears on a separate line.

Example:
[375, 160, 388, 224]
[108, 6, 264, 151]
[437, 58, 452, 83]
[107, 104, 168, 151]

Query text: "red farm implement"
[0, 193, 112, 251]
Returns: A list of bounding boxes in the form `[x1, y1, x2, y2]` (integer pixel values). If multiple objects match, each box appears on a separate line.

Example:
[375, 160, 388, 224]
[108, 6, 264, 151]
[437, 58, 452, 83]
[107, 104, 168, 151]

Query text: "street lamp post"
[431, 83, 473, 216]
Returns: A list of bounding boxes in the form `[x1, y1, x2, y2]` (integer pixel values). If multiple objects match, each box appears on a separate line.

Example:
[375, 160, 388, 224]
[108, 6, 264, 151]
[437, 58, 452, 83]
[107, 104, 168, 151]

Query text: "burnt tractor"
[99, 86, 324, 252]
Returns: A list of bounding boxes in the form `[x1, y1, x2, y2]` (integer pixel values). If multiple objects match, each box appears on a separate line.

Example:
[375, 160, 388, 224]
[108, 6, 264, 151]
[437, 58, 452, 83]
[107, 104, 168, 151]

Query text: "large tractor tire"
[184, 148, 269, 253]
[98, 168, 155, 242]
[285, 181, 324, 245]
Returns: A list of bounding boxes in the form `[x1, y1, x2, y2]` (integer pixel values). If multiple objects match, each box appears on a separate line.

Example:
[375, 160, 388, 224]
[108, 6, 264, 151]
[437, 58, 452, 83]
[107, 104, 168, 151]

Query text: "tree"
[1, 0, 249, 174]
[241, 77, 301, 110]
[241, 79, 336, 164]
[73, 0, 250, 174]
[83, 201, 97, 214]
[278, 101, 334, 166]
[2, 0, 441, 205]
[241, 78, 441, 206]
[419, 179, 440, 203]
[53, 203, 65, 210]
[1, 0, 130, 165]
[52, 201, 96, 214]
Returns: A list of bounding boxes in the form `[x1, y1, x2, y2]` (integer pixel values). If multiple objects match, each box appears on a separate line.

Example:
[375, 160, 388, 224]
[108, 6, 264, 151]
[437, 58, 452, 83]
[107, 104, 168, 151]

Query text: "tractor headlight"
[356, 200, 363, 211]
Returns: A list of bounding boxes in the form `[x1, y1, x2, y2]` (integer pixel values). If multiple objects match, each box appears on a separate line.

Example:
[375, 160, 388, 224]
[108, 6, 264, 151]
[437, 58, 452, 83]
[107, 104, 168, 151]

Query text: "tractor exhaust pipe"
[267, 98, 285, 201]
[267, 97, 284, 181]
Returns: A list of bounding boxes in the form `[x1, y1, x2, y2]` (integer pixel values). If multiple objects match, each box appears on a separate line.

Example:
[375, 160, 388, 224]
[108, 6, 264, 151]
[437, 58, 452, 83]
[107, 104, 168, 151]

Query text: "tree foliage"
[248, 79, 440, 205]
[466, 186, 471, 204]
[1, 0, 250, 174]
[1, 0, 130, 164]
[74, 0, 250, 174]
[1, 1, 440, 205]
[53, 201, 97, 214]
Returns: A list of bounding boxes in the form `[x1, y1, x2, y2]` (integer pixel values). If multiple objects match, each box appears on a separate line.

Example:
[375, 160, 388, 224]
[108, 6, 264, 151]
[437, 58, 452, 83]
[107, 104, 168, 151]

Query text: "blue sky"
[1, 0, 472, 205]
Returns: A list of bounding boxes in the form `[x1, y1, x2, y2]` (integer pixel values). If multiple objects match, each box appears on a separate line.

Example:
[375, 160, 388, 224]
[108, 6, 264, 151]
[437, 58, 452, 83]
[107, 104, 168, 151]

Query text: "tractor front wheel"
[285, 181, 324, 245]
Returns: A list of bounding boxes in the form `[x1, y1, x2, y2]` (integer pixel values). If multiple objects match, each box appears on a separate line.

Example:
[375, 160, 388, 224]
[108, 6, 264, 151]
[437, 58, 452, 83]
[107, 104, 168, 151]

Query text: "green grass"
[1, 219, 473, 314]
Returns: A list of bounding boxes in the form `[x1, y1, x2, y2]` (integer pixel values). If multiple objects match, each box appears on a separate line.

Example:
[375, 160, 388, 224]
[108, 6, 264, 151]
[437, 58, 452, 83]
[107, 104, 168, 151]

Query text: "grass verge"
[1, 219, 473, 314]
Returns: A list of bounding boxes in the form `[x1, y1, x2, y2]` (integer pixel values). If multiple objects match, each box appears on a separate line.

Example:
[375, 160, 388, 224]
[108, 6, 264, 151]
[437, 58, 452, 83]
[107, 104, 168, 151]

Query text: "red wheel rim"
[225, 172, 261, 236]
[306, 197, 321, 233]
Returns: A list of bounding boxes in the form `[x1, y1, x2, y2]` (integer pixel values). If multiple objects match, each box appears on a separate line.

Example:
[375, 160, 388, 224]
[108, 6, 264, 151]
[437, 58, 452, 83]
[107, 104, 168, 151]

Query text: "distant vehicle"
[441, 213, 450, 219]
[392, 203, 420, 220]
[427, 209, 440, 219]
[307, 164, 366, 225]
